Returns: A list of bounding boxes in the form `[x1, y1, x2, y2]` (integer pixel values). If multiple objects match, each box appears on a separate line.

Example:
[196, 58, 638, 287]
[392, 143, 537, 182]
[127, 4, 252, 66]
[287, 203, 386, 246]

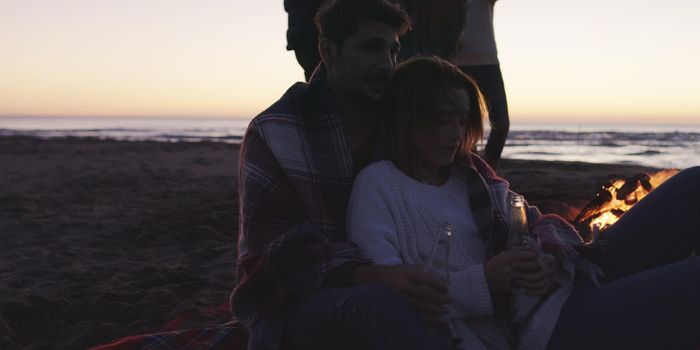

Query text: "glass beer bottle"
[507, 194, 530, 248]
[424, 223, 453, 284]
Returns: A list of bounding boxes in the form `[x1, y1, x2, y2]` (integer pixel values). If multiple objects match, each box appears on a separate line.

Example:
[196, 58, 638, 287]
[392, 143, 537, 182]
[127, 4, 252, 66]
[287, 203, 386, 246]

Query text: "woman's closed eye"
[437, 114, 467, 126]
[362, 44, 383, 55]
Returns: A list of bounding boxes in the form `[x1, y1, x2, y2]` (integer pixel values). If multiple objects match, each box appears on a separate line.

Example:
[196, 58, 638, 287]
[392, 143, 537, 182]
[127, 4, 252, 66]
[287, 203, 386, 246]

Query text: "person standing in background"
[394, 0, 469, 62]
[457, 0, 510, 170]
[284, 0, 324, 81]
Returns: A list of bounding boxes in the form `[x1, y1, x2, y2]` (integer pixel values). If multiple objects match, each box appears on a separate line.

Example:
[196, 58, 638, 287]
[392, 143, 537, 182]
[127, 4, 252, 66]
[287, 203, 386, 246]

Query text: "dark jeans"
[547, 166, 700, 350]
[280, 284, 448, 350]
[459, 64, 510, 169]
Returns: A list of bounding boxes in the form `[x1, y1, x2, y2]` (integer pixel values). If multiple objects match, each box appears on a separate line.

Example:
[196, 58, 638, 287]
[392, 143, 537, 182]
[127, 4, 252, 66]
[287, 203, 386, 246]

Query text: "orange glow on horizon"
[0, 0, 698, 123]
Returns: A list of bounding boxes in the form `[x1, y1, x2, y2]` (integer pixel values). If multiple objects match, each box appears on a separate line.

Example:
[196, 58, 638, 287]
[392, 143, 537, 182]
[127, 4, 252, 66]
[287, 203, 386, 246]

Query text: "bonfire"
[574, 169, 679, 241]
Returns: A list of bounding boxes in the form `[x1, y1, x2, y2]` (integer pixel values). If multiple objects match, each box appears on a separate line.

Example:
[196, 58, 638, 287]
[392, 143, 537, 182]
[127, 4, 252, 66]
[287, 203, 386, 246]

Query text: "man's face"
[326, 20, 400, 105]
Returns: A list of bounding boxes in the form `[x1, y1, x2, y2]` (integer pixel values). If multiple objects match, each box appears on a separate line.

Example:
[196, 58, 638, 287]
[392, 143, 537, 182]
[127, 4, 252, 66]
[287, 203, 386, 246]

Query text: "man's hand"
[484, 249, 539, 296]
[512, 253, 558, 296]
[352, 264, 452, 324]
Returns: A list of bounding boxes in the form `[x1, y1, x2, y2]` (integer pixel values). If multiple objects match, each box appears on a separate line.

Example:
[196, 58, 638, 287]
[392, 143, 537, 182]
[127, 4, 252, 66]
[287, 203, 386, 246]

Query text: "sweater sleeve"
[349, 163, 495, 318]
[346, 163, 403, 266]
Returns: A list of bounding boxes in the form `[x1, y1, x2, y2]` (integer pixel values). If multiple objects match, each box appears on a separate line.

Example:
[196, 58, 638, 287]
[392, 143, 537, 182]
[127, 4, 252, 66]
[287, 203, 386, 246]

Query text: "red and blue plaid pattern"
[90, 321, 247, 350]
[459, 154, 511, 258]
[232, 67, 367, 328]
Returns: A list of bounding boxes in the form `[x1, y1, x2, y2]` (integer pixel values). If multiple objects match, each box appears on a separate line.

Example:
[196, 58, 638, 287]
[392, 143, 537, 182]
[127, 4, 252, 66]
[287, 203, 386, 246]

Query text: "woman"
[347, 56, 700, 349]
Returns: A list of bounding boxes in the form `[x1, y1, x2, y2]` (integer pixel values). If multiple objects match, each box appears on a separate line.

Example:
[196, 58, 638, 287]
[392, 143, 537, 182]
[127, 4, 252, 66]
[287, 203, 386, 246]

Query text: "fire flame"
[576, 169, 679, 235]
[647, 169, 680, 188]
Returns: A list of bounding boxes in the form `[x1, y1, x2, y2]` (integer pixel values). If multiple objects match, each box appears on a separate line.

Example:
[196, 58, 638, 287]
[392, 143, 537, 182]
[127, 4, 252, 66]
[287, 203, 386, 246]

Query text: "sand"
[0, 136, 659, 349]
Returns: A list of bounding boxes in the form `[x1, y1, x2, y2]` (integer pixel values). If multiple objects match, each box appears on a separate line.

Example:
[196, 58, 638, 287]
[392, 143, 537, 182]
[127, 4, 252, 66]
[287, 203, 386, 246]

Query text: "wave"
[513, 151, 560, 155]
[508, 130, 700, 145]
[627, 150, 663, 156]
[0, 129, 244, 144]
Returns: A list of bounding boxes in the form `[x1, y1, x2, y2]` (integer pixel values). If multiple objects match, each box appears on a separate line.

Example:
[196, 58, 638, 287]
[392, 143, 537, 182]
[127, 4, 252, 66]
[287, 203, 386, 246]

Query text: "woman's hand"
[352, 264, 452, 324]
[484, 249, 539, 296]
[512, 253, 558, 296]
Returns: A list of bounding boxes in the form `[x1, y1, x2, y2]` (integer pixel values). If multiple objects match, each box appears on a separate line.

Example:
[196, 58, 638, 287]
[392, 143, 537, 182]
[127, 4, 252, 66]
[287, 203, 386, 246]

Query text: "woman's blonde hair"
[384, 56, 488, 177]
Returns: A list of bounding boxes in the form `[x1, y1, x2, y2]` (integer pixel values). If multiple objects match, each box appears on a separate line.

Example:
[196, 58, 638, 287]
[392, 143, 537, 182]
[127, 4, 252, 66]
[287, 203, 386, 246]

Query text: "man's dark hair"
[314, 0, 411, 52]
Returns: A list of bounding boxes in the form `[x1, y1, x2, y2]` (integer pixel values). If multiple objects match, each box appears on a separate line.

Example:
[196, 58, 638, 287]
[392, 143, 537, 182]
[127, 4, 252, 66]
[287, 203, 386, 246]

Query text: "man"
[233, 0, 453, 348]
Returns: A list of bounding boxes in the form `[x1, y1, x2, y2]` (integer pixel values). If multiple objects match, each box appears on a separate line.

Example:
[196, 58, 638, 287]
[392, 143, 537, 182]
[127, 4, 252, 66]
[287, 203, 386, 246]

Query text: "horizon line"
[1, 114, 698, 125]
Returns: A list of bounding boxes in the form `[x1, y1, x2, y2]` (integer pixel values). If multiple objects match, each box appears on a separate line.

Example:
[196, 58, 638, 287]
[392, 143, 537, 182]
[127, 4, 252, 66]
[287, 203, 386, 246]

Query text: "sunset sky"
[0, 0, 698, 124]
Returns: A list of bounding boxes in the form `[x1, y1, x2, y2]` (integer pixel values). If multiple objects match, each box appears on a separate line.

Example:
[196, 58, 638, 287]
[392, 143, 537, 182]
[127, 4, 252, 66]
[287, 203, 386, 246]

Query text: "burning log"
[574, 169, 679, 241]
[616, 173, 651, 203]
[574, 181, 615, 224]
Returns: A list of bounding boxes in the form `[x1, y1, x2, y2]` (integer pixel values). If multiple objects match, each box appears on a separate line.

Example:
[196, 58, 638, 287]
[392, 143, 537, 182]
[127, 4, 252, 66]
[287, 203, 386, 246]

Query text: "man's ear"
[319, 38, 338, 66]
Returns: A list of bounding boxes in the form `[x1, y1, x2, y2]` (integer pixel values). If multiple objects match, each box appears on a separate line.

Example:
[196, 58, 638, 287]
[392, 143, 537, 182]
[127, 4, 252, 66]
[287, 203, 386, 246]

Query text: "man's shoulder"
[249, 78, 334, 132]
[251, 82, 308, 125]
[243, 78, 341, 170]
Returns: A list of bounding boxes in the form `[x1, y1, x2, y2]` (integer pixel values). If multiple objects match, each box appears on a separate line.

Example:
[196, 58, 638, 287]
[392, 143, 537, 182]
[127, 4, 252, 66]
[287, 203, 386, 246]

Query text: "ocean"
[1, 117, 698, 169]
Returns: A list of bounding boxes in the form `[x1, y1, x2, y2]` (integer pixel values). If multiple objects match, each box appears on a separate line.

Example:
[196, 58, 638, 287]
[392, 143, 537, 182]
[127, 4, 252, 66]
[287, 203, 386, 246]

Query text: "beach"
[0, 136, 661, 349]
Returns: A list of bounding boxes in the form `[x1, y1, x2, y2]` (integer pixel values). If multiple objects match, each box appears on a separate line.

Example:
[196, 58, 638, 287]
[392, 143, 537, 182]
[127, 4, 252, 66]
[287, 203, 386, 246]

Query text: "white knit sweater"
[347, 161, 576, 350]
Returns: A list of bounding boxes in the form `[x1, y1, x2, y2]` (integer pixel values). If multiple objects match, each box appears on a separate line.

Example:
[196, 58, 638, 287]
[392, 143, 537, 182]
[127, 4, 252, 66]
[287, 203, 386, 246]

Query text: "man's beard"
[357, 72, 391, 106]
[354, 90, 385, 108]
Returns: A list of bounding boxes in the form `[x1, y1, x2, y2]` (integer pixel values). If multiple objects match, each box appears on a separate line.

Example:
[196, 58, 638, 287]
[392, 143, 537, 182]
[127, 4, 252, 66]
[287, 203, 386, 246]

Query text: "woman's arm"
[347, 165, 451, 322]
[347, 165, 403, 265]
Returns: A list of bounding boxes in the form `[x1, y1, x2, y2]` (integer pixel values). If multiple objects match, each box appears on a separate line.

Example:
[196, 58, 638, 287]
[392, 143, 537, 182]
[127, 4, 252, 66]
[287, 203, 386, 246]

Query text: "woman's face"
[412, 88, 470, 171]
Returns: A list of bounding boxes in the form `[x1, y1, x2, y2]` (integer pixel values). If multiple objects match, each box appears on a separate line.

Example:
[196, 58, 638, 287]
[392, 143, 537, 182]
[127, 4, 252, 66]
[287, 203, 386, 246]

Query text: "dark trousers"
[547, 166, 700, 349]
[280, 284, 448, 350]
[459, 64, 510, 169]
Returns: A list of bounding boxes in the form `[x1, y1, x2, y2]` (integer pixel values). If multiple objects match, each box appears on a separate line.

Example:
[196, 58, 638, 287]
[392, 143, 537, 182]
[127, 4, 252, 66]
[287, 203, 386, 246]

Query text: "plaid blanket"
[458, 153, 511, 258]
[232, 66, 370, 330]
[89, 300, 248, 350]
[90, 322, 247, 350]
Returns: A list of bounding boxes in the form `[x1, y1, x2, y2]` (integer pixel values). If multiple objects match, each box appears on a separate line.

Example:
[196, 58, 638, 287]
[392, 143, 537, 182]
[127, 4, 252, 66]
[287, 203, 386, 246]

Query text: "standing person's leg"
[593, 166, 700, 282]
[280, 284, 448, 350]
[459, 64, 510, 170]
[547, 256, 700, 350]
